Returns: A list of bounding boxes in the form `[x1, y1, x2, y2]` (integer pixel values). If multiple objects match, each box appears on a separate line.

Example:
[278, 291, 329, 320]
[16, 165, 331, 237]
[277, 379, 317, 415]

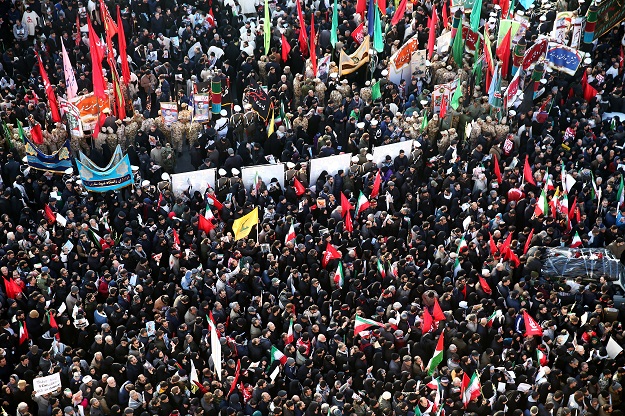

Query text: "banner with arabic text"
[545, 42, 583, 76]
[26, 139, 73, 174]
[76, 153, 134, 192]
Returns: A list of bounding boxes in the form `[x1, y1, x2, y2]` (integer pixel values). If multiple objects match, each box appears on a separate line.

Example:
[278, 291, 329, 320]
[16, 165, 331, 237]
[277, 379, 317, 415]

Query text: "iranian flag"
[19, 321, 28, 345]
[377, 258, 386, 278]
[426, 331, 445, 375]
[207, 314, 222, 380]
[90, 229, 105, 250]
[354, 315, 383, 336]
[461, 372, 481, 408]
[534, 187, 548, 216]
[334, 261, 344, 288]
[205, 203, 214, 219]
[618, 175, 625, 209]
[486, 311, 498, 328]
[355, 191, 370, 216]
[537, 348, 548, 366]
[571, 231, 582, 248]
[206, 193, 223, 211]
[285, 221, 296, 244]
[545, 170, 554, 191]
[270, 346, 288, 364]
[286, 319, 294, 344]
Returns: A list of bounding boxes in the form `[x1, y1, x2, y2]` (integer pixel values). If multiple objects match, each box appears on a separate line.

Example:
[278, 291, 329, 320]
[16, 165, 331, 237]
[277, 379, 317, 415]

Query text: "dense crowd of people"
[1, 0, 625, 415]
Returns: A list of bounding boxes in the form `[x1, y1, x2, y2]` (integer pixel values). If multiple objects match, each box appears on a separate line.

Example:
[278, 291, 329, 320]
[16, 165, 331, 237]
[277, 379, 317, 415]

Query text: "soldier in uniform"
[124, 117, 140, 151]
[293, 73, 304, 106]
[230, 105, 245, 144]
[360, 81, 372, 104]
[215, 168, 230, 201]
[350, 156, 362, 177]
[363, 154, 376, 173]
[50, 122, 68, 153]
[336, 79, 352, 99]
[494, 118, 510, 140]
[94, 127, 107, 152]
[438, 130, 450, 155]
[295, 163, 309, 188]
[11, 133, 26, 159]
[243, 104, 258, 143]
[292, 109, 308, 133]
[105, 127, 119, 152]
[161, 142, 176, 173]
[314, 79, 327, 107]
[115, 120, 126, 151]
[154, 111, 172, 146]
[141, 117, 155, 133]
[285, 162, 297, 183]
[215, 110, 229, 140]
[187, 118, 203, 149]
[157, 172, 171, 193]
[481, 116, 496, 138]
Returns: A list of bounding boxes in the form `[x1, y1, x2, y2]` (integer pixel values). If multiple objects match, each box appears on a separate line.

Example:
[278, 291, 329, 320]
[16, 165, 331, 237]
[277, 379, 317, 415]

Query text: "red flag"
[296, 0, 308, 56]
[198, 215, 215, 233]
[322, 242, 341, 268]
[172, 229, 180, 248]
[37, 54, 61, 123]
[340, 193, 352, 216]
[496, 27, 512, 78]
[523, 311, 543, 337]
[206, 193, 223, 211]
[478, 276, 492, 295]
[508, 250, 521, 267]
[356, 0, 366, 16]
[93, 111, 106, 137]
[376, 0, 386, 14]
[30, 123, 44, 145]
[227, 360, 241, 397]
[391, 0, 407, 25]
[569, 197, 579, 223]
[501, 0, 511, 18]
[76, 14, 81, 46]
[493, 154, 502, 184]
[87, 16, 107, 100]
[3, 278, 22, 299]
[582, 70, 598, 102]
[442, 0, 449, 28]
[44, 204, 56, 224]
[439, 93, 448, 119]
[523, 229, 534, 255]
[427, 7, 438, 60]
[117, 6, 131, 86]
[489, 233, 498, 255]
[499, 232, 512, 258]
[99, 0, 117, 38]
[422, 308, 433, 333]
[352, 22, 365, 44]
[293, 177, 306, 196]
[523, 155, 536, 185]
[370, 170, 382, 199]
[432, 298, 446, 321]
[345, 210, 354, 233]
[47, 312, 60, 340]
[281, 34, 291, 62]
[310, 14, 317, 77]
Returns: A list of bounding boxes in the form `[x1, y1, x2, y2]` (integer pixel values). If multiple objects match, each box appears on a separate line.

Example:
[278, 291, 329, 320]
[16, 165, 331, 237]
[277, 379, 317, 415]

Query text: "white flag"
[208, 317, 222, 380]
[607, 336, 623, 359]
[62, 40, 78, 99]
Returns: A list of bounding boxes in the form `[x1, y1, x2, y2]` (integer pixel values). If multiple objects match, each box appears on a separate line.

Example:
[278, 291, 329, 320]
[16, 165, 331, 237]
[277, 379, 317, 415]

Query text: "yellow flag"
[267, 106, 275, 137]
[232, 207, 259, 241]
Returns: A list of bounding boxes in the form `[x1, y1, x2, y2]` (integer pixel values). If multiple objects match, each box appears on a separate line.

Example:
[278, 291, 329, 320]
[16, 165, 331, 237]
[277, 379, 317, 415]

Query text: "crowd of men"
[1, 0, 625, 415]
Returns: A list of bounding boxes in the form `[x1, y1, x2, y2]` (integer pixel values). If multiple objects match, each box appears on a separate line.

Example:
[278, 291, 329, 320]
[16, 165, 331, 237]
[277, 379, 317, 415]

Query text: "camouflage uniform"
[336, 82, 351, 99]
[360, 85, 372, 104]
[141, 117, 155, 133]
[116, 122, 126, 152]
[469, 120, 482, 148]
[161, 143, 176, 173]
[178, 105, 194, 148]
[481, 117, 496, 138]
[314, 80, 327, 106]
[293, 74, 304, 106]
[187, 120, 202, 147]
[124, 119, 140, 150]
[50, 125, 67, 153]
[438, 130, 450, 155]
[154, 116, 172, 145]
[427, 114, 440, 143]
[105, 127, 119, 152]
[10, 131, 26, 159]
[94, 128, 107, 152]
[301, 82, 313, 102]
[494, 121, 510, 140]
[292, 115, 308, 132]
[329, 89, 343, 106]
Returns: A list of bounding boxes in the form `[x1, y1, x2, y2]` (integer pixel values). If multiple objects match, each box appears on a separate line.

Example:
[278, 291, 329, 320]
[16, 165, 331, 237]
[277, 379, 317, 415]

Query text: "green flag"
[371, 81, 381, 101]
[469, 0, 482, 33]
[450, 79, 463, 110]
[472, 39, 483, 86]
[373, 7, 384, 53]
[264, 0, 271, 55]
[452, 25, 464, 67]
[330, 0, 339, 47]
[420, 110, 428, 131]
[16, 119, 26, 143]
[1, 121, 13, 150]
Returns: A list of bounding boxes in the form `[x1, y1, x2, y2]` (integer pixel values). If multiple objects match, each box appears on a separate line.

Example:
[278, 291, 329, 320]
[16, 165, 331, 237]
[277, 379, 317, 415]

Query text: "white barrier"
[372, 140, 414, 167]
[242, 163, 285, 191]
[172, 169, 216, 195]
[309, 153, 353, 185]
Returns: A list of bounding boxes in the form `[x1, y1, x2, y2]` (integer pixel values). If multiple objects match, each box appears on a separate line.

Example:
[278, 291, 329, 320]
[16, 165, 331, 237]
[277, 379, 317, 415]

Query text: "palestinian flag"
[354, 315, 383, 336]
[334, 261, 344, 288]
[355, 191, 370, 216]
[571, 231, 582, 248]
[286, 319, 294, 344]
[285, 221, 296, 244]
[270, 346, 287, 364]
[377, 258, 386, 278]
[426, 331, 445, 375]
[19, 321, 28, 345]
[90, 229, 105, 250]
[461, 372, 481, 408]
[537, 348, 548, 366]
